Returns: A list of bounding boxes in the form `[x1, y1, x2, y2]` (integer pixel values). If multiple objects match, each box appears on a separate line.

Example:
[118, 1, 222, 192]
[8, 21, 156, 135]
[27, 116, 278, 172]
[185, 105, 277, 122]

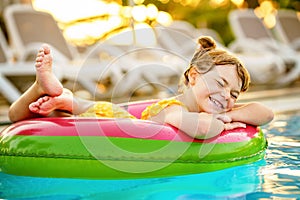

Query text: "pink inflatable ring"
[0, 100, 267, 179]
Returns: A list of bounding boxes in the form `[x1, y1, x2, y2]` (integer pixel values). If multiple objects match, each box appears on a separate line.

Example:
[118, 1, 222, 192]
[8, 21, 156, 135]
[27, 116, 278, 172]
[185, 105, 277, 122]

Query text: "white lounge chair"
[154, 25, 197, 61]
[228, 9, 300, 87]
[3, 4, 79, 62]
[155, 21, 222, 59]
[274, 9, 300, 51]
[3, 4, 94, 94]
[2, 4, 143, 100]
[3, 4, 185, 100]
[163, 20, 224, 44]
[0, 27, 37, 104]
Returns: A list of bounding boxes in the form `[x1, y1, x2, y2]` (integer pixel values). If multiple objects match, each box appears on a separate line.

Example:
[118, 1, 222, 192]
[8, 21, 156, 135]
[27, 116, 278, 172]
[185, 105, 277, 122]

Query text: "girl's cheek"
[205, 82, 218, 92]
[227, 100, 236, 110]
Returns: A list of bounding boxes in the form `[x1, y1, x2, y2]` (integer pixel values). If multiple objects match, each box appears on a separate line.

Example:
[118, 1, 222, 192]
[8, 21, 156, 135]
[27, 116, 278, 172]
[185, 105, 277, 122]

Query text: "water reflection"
[0, 162, 263, 199]
[259, 112, 300, 198]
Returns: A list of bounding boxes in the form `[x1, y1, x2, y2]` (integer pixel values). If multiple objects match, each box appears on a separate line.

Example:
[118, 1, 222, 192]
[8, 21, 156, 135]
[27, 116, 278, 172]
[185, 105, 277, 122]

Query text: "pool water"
[0, 112, 299, 199]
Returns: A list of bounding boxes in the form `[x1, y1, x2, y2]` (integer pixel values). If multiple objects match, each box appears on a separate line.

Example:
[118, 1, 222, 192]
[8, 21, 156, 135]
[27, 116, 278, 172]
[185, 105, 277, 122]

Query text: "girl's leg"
[9, 44, 96, 122]
[8, 44, 63, 122]
[29, 88, 95, 116]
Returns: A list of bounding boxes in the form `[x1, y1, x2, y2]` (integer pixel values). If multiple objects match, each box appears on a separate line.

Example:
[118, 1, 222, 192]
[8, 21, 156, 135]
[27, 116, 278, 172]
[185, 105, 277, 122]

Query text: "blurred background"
[0, 0, 299, 120]
[1, 0, 299, 47]
[0, 2, 299, 198]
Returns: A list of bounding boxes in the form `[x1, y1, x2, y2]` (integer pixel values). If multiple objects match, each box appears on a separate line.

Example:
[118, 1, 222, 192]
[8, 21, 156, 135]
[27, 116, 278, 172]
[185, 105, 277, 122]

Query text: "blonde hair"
[178, 36, 250, 93]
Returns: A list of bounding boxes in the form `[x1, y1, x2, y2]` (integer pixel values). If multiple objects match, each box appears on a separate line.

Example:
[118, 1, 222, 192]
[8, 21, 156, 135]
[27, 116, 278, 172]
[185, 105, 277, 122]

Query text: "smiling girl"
[8, 36, 274, 139]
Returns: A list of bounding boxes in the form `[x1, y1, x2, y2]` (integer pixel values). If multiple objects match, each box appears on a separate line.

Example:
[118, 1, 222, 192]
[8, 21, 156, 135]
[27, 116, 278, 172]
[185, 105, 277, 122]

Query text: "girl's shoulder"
[156, 98, 186, 107]
[141, 98, 187, 120]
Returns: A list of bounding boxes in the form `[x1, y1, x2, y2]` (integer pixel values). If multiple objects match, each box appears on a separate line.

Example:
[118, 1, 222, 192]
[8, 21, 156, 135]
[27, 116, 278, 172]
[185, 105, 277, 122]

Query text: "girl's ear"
[188, 67, 198, 86]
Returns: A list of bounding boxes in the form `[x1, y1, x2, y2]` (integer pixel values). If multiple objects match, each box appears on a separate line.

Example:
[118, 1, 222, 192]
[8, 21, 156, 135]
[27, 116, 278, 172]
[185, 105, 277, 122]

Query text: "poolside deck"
[1, 80, 300, 132]
[239, 80, 300, 113]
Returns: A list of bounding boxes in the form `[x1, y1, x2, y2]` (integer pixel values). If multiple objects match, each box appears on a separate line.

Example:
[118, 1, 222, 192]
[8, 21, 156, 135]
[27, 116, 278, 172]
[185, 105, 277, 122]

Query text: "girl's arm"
[226, 102, 274, 126]
[151, 105, 244, 139]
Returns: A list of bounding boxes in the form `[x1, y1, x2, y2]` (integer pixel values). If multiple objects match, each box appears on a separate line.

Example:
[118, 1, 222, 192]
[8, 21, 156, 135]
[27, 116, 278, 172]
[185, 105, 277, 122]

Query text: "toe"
[42, 96, 50, 102]
[35, 62, 42, 67]
[42, 44, 50, 54]
[29, 103, 38, 112]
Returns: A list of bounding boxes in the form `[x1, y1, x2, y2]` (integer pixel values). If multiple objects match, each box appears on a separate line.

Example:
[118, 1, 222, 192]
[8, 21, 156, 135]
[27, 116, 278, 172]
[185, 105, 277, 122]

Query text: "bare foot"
[29, 89, 74, 116]
[35, 44, 63, 96]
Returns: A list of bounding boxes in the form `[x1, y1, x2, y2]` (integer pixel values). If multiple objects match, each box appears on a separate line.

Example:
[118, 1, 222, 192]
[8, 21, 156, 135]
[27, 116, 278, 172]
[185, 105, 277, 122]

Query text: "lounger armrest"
[228, 38, 271, 53]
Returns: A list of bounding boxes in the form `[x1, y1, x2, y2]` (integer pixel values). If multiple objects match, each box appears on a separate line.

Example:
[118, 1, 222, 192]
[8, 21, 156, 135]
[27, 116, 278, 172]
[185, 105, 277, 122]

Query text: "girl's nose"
[222, 89, 235, 111]
[222, 88, 231, 100]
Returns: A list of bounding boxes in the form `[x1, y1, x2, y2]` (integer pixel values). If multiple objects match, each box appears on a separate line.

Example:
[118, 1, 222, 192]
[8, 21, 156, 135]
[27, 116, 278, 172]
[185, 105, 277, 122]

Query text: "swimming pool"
[0, 112, 299, 199]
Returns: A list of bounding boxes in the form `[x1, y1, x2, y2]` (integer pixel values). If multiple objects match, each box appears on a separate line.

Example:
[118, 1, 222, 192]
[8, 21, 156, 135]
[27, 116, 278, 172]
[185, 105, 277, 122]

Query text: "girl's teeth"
[211, 98, 223, 109]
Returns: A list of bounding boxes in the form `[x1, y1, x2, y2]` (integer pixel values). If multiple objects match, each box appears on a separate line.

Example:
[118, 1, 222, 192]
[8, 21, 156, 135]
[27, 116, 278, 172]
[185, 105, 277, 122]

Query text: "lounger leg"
[0, 75, 21, 103]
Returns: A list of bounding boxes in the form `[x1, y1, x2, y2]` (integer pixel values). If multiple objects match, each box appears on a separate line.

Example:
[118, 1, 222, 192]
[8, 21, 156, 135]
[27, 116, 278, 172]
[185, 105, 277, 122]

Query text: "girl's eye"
[217, 80, 224, 87]
[231, 93, 238, 99]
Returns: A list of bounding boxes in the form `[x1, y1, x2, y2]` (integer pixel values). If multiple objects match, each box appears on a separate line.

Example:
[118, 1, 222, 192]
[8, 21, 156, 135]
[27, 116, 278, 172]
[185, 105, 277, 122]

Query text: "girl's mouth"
[209, 96, 224, 110]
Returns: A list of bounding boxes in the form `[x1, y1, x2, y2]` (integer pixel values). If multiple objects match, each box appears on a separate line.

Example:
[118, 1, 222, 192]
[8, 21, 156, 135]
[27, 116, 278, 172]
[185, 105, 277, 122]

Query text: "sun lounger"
[0, 27, 38, 103]
[3, 4, 146, 100]
[3, 4, 185, 100]
[228, 9, 300, 87]
[274, 9, 300, 51]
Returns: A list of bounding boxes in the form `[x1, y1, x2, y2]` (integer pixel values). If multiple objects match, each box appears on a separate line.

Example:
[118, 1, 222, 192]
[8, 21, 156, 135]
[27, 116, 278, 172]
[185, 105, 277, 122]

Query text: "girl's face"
[188, 65, 241, 114]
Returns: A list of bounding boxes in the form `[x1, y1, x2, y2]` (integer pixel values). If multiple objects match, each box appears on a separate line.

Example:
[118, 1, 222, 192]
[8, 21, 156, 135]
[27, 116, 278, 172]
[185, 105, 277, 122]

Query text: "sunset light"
[231, 0, 244, 8]
[32, 0, 172, 46]
[254, 0, 277, 28]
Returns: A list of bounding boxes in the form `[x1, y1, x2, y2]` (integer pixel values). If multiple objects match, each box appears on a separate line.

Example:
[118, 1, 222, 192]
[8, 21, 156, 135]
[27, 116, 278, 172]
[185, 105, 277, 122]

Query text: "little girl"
[8, 36, 274, 139]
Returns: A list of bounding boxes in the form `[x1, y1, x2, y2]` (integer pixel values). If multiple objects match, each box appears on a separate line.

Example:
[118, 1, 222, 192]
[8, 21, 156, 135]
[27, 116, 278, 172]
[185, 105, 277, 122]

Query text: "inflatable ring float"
[0, 100, 267, 179]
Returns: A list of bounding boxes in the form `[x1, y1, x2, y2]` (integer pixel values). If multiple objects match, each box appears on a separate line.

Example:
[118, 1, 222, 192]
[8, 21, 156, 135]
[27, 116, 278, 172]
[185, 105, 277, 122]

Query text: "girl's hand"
[216, 114, 232, 123]
[224, 122, 246, 130]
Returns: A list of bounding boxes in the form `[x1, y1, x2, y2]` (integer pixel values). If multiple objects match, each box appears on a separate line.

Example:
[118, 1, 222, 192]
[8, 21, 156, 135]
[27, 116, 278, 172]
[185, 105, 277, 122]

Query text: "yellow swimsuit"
[79, 101, 136, 119]
[140, 99, 187, 120]
[79, 99, 186, 120]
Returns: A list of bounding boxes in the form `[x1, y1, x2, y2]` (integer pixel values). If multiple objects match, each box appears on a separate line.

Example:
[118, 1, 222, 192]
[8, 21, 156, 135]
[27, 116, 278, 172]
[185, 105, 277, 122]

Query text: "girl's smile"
[209, 96, 225, 110]
[187, 64, 242, 114]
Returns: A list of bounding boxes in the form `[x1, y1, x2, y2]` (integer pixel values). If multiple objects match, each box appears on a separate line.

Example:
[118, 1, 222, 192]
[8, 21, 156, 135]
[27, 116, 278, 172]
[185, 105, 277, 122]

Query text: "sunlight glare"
[134, 0, 145, 4]
[32, 0, 173, 46]
[210, 0, 228, 8]
[254, 0, 277, 28]
[231, 0, 244, 8]
[132, 5, 148, 22]
[156, 11, 173, 26]
[159, 0, 170, 4]
[33, 0, 108, 23]
[64, 24, 87, 42]
[121, 6, 133, 18]
[107, 2, 122, 15]
[63, 16, 123, 46]
[260, 1, 275, 15]
[147, 4, 159, 20]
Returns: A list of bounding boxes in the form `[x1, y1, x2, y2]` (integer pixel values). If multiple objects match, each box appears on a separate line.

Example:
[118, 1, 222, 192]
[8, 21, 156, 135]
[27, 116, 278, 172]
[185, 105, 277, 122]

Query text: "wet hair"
[178, 36, 250, 94]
